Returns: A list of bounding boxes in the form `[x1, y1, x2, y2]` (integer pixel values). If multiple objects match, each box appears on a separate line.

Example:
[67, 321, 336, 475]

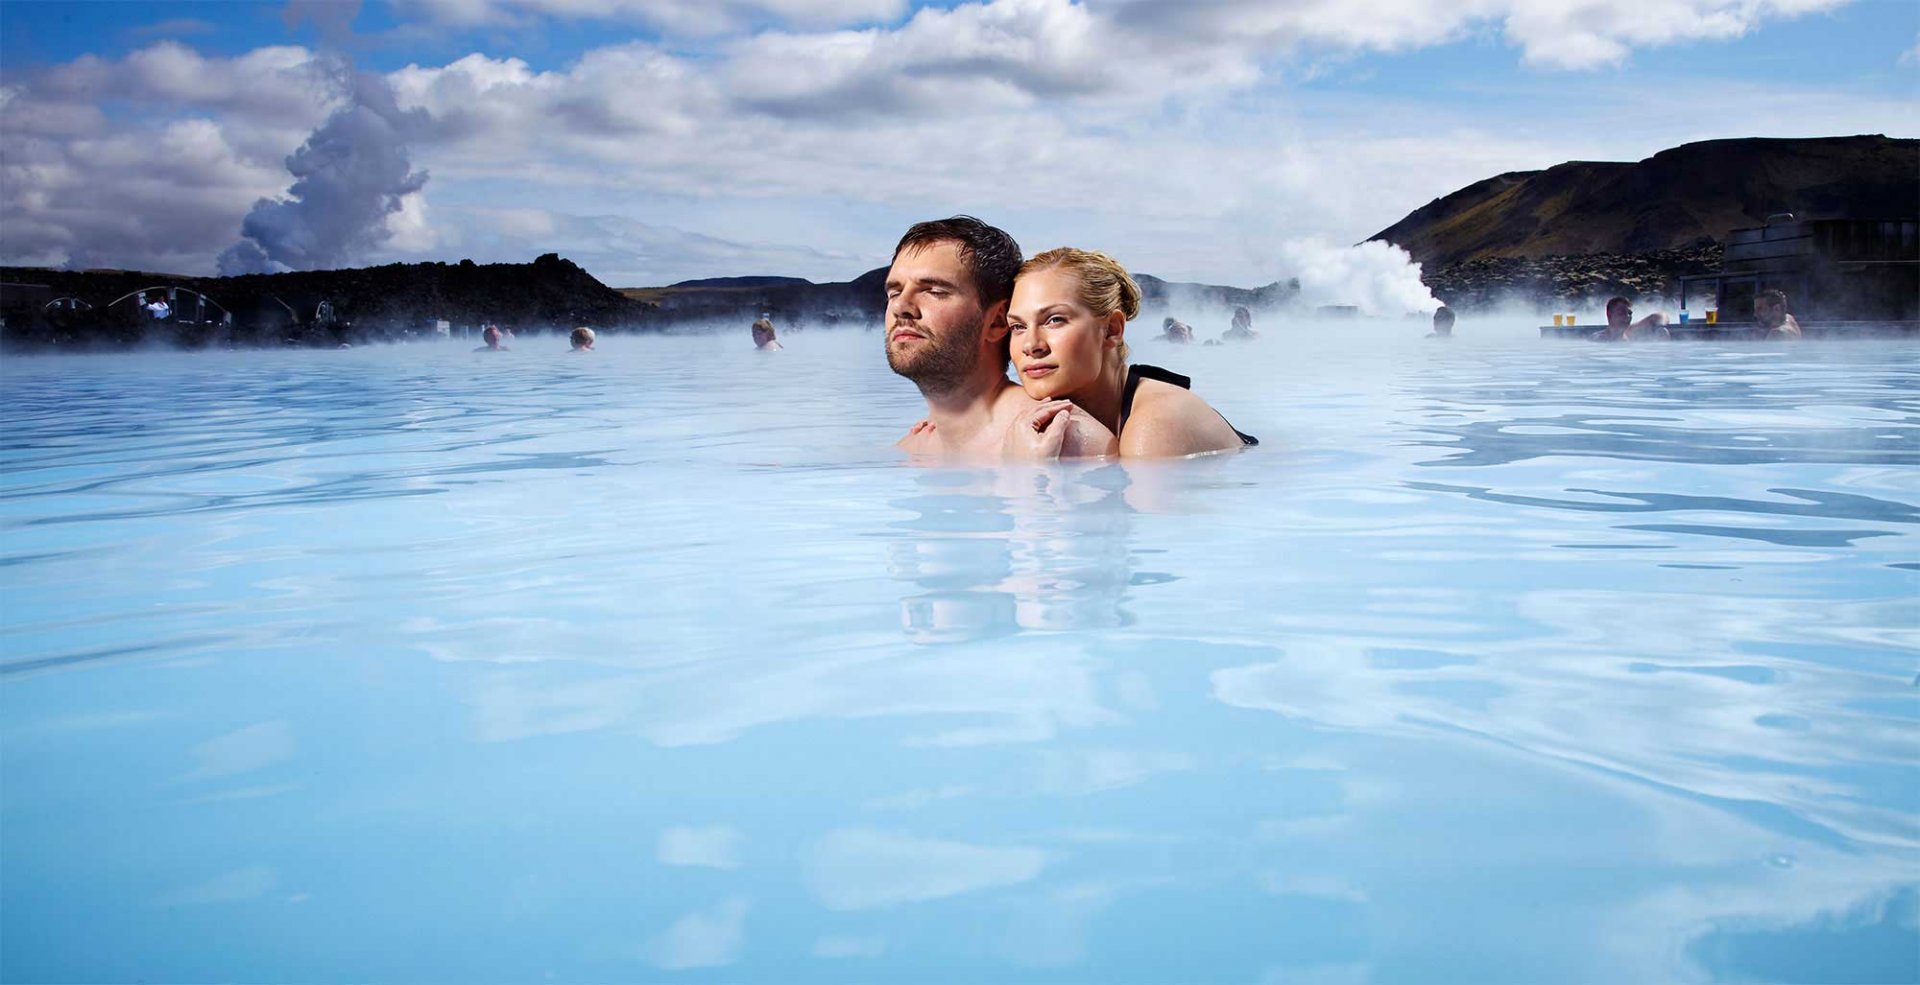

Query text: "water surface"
[3, 323, 1915, 983]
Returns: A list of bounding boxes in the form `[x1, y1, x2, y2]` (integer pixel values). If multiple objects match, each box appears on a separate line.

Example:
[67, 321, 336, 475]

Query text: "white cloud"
[657, 825, 743, 869]
[404, 207, 866, 285]
[648, 897, 749, 969]
[397, 0, 906, 34]
[804, 828, 1046, 910]
[0, 0, 1898, 282]
[1110, 0, 1849, 71]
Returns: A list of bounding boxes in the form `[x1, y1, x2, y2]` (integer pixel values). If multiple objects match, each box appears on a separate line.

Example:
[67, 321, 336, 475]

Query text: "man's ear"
[981, 300, 1011, 344]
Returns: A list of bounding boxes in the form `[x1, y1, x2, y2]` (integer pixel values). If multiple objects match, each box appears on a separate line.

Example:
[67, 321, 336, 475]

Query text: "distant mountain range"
[9, 134, 1913, 347]
[1368, 135, 1918, 271]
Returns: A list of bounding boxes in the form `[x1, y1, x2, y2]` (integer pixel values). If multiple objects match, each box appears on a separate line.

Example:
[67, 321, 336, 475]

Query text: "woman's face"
[1006, 267, 1119, 401]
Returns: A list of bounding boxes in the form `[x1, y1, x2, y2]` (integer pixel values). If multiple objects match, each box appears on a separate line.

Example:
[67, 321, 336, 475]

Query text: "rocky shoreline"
[1424, 244, 1724, 312]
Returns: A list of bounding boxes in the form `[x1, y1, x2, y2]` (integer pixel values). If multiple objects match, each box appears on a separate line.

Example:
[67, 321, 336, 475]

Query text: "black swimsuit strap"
[1122, 364, 1258, 447]
[1121, 364, 1191, 433]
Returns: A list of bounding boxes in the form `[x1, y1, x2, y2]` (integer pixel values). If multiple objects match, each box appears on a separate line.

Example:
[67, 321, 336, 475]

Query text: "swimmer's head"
[1432, 306, 1455, 334]
[569, 326, 594, 350]
[1754, 288, 1788, 328]
[1605, 296, 1632, 327]
[483, 325, 502, 346]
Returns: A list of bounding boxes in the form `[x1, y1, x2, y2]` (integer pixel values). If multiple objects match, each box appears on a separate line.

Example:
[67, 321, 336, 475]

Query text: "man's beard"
[887, 320, 983, 395]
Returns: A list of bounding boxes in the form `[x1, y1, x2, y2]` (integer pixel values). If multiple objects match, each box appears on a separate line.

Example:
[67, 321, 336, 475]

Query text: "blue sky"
[2, 0, 1915, 288]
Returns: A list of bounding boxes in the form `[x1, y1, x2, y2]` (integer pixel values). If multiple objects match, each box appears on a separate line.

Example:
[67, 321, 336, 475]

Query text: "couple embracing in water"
[887, 216, 1257, 460]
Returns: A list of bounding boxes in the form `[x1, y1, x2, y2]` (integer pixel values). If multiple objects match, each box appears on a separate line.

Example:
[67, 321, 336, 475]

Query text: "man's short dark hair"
[1605, 296, 1631, 313]
[1756, 288, 1788, 307]
[891, 216, 1022, 311]
[1433, 305, 1455, 325]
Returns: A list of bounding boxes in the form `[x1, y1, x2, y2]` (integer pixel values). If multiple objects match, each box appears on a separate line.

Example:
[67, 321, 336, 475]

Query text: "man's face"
[884, 241, 1000, 389]
[1755, 298, 1784, 328]
[1607, 301, 1631, 328]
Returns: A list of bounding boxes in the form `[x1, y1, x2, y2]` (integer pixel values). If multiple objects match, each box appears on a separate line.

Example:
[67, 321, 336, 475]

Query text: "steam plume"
[219, 58, 429, 275]
[1276, 239, 1438, 316]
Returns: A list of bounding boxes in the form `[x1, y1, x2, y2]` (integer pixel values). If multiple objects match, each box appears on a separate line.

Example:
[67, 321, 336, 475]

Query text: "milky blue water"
[3, 323, 1916, 984]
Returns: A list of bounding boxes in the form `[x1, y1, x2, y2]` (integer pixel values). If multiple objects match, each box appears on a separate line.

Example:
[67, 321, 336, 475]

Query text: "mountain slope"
[1369, 135, 1919, 270]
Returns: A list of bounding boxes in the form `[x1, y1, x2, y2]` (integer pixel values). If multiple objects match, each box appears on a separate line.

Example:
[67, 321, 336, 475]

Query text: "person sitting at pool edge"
[1006, 247, 1257, 458]
[569, 326, 595, 351]
[1160, 317, 1194, 344]
[1754, 289, 1802, 340]
[886, 216, 1113, 460]
[752, 313, 784, 351]
[1590, 296, 1668, 342]
[475, 325, 510, 352]
[1429, 306, 1455, 339]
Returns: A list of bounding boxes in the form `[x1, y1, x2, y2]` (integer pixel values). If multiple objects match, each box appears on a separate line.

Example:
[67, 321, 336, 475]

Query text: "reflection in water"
[889, 467, 1135, 644]
[3, 335, 1916, 983]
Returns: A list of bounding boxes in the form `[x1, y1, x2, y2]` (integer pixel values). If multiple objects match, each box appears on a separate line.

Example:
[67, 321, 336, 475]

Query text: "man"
[1590, 296, 1669, 342]
[569, 326, 595, 351]
[1160, 317, 1194, 344]
[474, 324, 509, 352]
[1428, 306, 1455, 339]
[1753, 289, 1803, 340]
[886, 216, 1109, 459]
[751, 312, 783, 350]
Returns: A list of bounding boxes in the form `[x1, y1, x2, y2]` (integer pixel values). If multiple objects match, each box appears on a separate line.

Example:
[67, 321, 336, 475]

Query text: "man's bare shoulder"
[896, 422, 939, 455]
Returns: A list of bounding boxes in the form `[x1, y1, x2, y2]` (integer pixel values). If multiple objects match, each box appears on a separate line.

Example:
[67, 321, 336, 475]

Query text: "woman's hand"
[1003, 400, 1077, 460]
[1060, 410, 1119, 459]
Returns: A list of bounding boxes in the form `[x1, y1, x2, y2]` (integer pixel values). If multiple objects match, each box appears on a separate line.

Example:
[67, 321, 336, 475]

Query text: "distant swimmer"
[474, 325, 510, 352]
[884, 215, 1112, 461]
[1428, 306, 1455, 339]
[1159, 317, 1194, 344]
[1590, 296, 1669, 342]
[1222, 305, 1259, 342]
[751, 312, 784, 351]
[1754, 289, 1803, 340]
[569, 326, 595, 352]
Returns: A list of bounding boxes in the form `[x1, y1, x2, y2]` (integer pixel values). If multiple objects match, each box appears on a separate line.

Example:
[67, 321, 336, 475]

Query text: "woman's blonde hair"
[1018, 247, 1138, 362]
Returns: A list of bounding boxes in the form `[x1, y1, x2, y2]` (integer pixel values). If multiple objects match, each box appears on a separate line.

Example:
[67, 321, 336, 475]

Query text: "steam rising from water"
[1275, 239, 1437, 316]
[218, 58, 429, 275]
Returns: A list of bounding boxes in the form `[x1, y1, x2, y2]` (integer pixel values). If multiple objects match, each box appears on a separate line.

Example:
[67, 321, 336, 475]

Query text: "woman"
[1002, 247, 1256, 459]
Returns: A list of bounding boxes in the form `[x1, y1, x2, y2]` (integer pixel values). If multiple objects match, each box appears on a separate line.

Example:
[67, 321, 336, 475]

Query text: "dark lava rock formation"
[1423, 244, 1725, 311]
[1, 253, 650, 350]
[1370, 134, 1918, 310]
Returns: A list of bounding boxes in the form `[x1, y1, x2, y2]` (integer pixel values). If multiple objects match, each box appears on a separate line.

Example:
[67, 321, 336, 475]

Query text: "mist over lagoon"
[4, 1, 1918, 981]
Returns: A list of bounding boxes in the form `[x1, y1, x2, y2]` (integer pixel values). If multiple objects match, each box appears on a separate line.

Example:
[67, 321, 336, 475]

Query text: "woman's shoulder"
[1121, 377, 1241, 457]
